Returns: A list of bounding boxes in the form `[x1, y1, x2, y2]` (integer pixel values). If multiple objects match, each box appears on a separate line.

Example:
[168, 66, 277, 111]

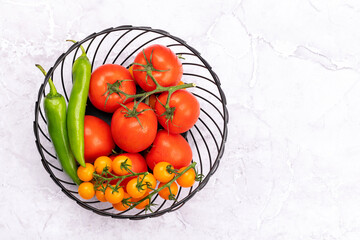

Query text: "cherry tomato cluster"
[76, 44, 202, 211]
[77, 156, 201, 211]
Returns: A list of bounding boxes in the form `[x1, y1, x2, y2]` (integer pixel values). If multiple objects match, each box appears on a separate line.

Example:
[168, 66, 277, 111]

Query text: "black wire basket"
[33, 25, 229, 219]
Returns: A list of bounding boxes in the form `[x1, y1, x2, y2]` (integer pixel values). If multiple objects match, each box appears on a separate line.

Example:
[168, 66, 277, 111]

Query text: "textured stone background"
[1, 0, 360, 239]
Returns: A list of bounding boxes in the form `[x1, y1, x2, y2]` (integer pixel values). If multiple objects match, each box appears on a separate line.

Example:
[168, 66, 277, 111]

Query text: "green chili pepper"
[66, 40, 91, 168]
[36, 64, 81, 185]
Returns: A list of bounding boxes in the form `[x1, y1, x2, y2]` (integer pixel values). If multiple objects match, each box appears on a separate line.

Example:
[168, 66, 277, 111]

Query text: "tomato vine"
[102, 49, 195, 126]
[92, 161, 203, 212]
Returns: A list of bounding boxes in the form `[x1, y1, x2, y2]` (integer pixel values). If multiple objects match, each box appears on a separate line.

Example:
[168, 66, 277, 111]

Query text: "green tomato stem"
[103, 47, 195, 123]
[93, 162, 198, 211]
[92, 171, 147, 183]
[131, 162, 197, 209]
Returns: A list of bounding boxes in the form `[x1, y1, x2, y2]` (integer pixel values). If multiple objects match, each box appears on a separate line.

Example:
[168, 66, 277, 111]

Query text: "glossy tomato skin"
[89, 64, 136, 113]
[176, 167, 196, 188]
[105, 186, 124, 204]
[77, 163, 95, 182]
[112, 155, 132, 175]
[155, 89, 200, 134]
[84, 116, 115, 163]
[94, 156, 112, 174]
[153, 162, 175, 183]
[158, 182, 178, 200]
[133, 44, 183, 92]
[109, 153, 148, 187]
[126, 178, 147, 198]
[111, 102, 157, 153]
[78, 182, 95, 200]
[146, 130, 192, 170]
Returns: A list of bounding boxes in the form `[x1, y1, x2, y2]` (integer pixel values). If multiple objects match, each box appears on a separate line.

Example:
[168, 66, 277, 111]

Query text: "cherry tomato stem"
[92, 161, 198, 211]
[92, 170, 148, 183]
[130, 162, 197, 209]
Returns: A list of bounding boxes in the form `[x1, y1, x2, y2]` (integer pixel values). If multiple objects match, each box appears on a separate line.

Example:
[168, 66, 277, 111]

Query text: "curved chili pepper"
[66, 40, 92, 168]
[36, 64, 81, 185]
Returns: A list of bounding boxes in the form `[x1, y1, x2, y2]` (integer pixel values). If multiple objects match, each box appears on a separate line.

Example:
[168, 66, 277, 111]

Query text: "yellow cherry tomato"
[176, 167, 196, 188]
[77, 163, 95, 182]
[158, 182, 178, 200]
[78, 182, 95, 200]
[131, 193, 150, 209]
[126, 178, 147, 198]
[105, 185, 124, 204]
[94, 156, 112, 174]
[113, 192, 131, 211]
[140, 173, 157, 193]
[95, 184, 107, 202]
[153, 162, 175, 183]
[112, 155, 132, 175]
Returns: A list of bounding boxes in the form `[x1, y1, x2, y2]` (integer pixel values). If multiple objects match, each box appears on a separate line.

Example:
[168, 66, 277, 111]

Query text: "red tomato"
[133, 44, 183, 92]
[146, 130, 192, 170]
[109, 153, 148, 187]
[84, 116, 115, 163]
[111, 102, 157, 153]
[89, 64, 136, 113]
[155, 89, 200, 134]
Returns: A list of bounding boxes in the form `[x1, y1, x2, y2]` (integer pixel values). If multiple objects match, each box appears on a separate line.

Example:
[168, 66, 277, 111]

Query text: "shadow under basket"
[33, 25, 229, 219]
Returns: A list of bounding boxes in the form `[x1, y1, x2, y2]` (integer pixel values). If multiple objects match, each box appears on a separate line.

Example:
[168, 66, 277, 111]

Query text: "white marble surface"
[1, 0, 360, 239]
